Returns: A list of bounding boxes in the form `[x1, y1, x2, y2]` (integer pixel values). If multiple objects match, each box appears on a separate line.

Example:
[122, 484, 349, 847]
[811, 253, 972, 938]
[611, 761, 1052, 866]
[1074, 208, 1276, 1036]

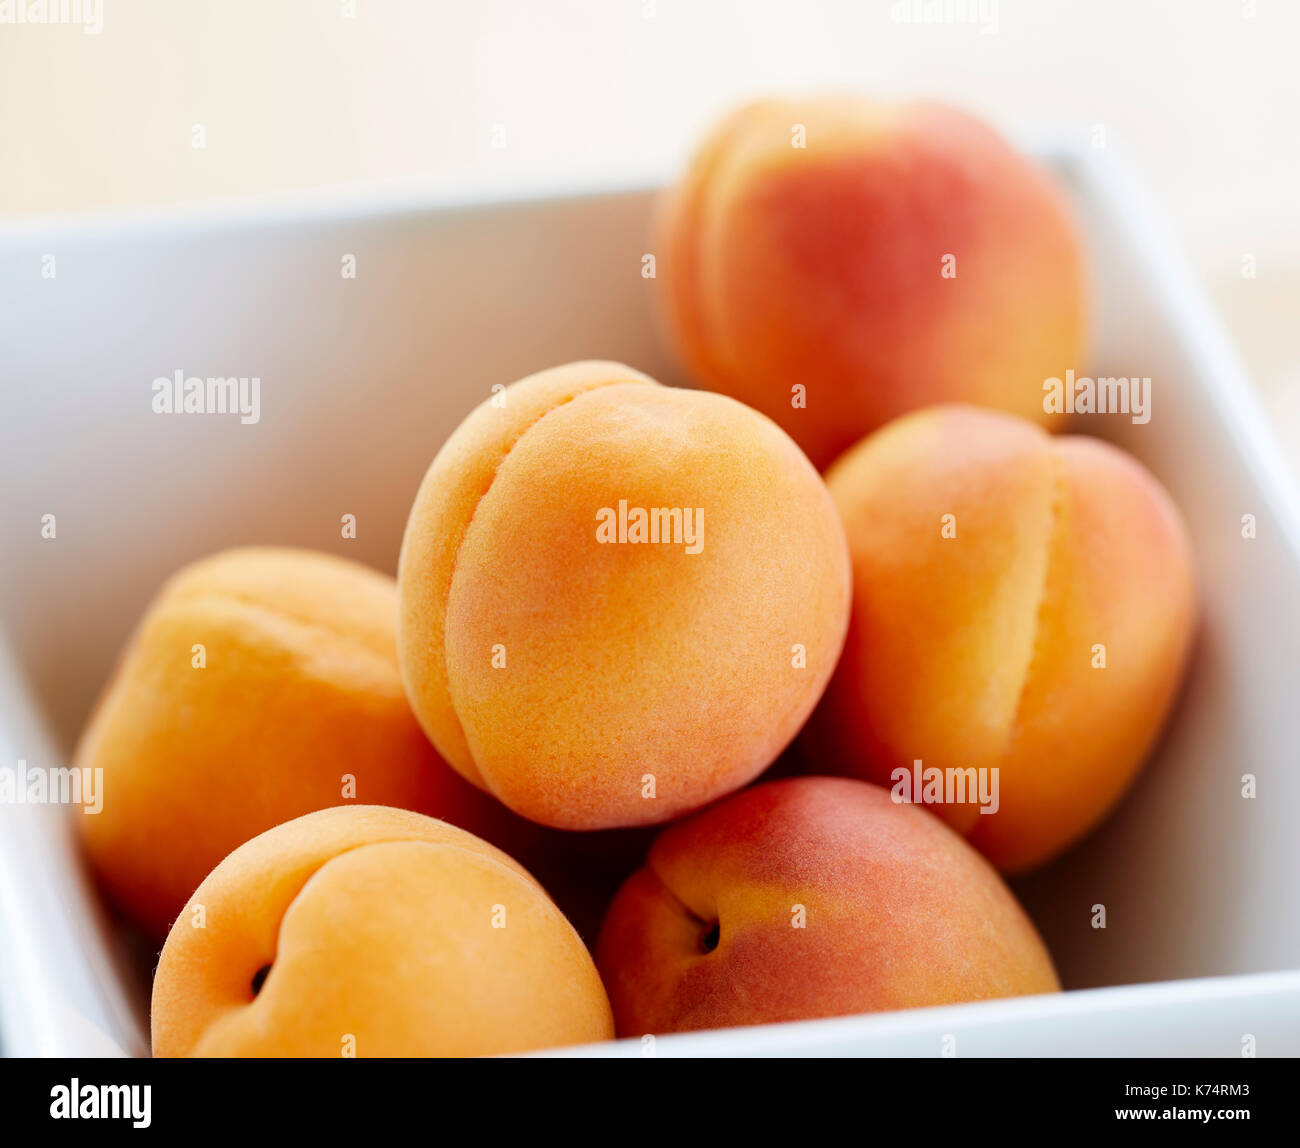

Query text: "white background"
[2, 0, 1297, 473]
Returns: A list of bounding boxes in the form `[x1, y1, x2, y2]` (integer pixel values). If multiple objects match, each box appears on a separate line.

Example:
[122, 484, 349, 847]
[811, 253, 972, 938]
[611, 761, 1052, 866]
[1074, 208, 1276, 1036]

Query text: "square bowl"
[2, 147, 1298, 1057]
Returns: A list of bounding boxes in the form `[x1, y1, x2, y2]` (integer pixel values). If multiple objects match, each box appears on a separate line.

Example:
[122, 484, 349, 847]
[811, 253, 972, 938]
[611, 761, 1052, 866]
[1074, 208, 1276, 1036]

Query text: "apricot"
[657, 97, 1088, 468]
[596, 776, 1058, 1034]
[802, 406, 1197, 872]
[77, 547, 520, 938]
[397, 360, 851, 830]
[152, 806, 613, 1056]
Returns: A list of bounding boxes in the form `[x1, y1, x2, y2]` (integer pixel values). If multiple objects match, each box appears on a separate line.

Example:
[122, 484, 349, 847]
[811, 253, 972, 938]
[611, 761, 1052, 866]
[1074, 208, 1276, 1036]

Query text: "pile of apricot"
[77, 97, 1194, 1057]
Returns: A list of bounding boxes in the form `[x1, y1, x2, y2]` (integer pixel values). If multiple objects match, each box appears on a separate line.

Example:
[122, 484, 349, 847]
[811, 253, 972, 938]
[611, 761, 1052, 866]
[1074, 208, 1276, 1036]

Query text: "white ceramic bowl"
[2, 148, 1298, 1057]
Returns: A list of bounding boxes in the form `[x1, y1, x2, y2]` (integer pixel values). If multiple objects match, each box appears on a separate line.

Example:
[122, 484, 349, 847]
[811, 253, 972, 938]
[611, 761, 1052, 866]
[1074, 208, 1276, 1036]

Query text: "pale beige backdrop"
[2, 0, 1297, 469]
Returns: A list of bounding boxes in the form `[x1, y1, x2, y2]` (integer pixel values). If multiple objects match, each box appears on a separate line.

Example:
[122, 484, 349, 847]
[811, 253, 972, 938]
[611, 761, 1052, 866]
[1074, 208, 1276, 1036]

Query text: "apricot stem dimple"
[699, 920, 721, 955]
[250, 964, 271, 997]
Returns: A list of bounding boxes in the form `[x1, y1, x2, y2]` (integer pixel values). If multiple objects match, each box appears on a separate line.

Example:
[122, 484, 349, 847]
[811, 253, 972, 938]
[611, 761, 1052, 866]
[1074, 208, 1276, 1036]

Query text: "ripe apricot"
[596, 777, 1059, 1034]
[152, 806, 613, 1056]
[397, 361, 851, 829]
[77, 547, 516, 937]
[803, 406, 1197, 872]
[657, 97, 1088, 468]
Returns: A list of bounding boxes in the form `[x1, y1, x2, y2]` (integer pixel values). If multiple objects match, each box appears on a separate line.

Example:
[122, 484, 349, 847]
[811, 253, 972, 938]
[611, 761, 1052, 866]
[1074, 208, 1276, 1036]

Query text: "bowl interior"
[2, 154, 1298, 1055]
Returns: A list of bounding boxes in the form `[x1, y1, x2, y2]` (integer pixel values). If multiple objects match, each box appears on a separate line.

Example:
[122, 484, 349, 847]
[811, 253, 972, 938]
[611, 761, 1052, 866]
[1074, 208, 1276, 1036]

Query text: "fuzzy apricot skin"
[396, 361, 852, 831]
[802, 406, 1197, 873]
[151, 806, 614, 1057]
[595, 776, 1059, 1035]
[657, 97, 1088, 469]
[76, 547, 518, 939]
